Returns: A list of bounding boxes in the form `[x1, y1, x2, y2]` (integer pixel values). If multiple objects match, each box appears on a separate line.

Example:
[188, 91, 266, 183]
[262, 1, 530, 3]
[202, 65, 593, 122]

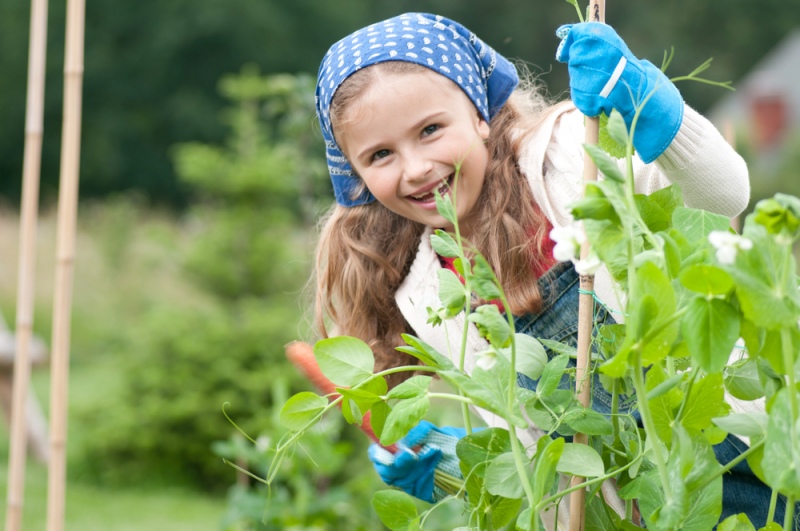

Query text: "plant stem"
[631, 352, 672, 503]
[785, 495, 796, 530]
[768, 489, 779, 525]
[694, 437, 765, 490]
[673, 363, 698, 424]
[448, 169, 476, 436]
[610, 381, 621, 442]
[508, 425, 537, 518]
[428, 392, 474, 405]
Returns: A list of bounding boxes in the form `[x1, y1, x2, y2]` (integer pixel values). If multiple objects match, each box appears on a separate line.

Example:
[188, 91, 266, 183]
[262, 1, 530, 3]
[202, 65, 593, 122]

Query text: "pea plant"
[273, 106, 800, 530]
[268, 39, 800, 531]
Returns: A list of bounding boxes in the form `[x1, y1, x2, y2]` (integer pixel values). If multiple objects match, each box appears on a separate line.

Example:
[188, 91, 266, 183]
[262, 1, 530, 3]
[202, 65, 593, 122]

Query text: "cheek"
[360, 169, 396, 199]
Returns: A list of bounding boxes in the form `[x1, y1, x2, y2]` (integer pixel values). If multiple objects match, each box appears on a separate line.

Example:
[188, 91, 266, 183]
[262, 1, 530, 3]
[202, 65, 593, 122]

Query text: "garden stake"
[46, 0, 85, 528]
[569, 1, 606, 530]
[5, 0, 49, 529]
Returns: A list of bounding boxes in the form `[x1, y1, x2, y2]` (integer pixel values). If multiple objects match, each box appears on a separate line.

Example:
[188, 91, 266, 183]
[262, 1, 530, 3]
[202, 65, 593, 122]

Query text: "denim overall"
[511, 260, 796, 529]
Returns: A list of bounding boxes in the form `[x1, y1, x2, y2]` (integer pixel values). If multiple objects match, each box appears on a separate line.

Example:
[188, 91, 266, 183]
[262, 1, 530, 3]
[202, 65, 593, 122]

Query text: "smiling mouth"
[408, 174, 454, 203]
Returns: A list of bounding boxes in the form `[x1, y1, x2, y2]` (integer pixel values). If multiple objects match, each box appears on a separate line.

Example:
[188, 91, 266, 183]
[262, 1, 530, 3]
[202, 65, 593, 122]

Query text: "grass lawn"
[0, 455, 228, 530]
[0, 203, 230, 529]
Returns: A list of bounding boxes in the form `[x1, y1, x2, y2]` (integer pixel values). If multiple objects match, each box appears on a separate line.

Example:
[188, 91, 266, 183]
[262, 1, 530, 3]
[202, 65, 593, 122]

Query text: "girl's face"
[336, 69, 491, 235]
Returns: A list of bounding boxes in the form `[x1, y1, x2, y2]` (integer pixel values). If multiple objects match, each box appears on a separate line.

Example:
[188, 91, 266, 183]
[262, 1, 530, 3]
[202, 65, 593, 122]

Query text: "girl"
[312, 12, 776, 529]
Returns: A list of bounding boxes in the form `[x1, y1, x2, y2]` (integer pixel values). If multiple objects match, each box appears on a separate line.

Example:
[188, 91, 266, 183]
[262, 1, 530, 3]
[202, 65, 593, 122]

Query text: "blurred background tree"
[1, 0, 798, 206]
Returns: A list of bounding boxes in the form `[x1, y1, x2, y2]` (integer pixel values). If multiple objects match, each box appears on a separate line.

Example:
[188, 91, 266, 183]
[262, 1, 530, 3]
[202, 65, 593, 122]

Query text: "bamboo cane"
[46, 0, 85, 528]
[5, 0, 50, 529]
[569, 2, 606, 530]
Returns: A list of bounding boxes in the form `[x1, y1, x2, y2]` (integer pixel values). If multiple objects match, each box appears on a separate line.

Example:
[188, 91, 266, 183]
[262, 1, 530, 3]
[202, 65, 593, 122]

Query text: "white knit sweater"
[394, 103, 752, 529]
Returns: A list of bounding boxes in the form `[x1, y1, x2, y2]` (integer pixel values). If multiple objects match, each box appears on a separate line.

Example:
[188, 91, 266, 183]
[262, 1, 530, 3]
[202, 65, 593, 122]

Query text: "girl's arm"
[633, 104, 750, 218]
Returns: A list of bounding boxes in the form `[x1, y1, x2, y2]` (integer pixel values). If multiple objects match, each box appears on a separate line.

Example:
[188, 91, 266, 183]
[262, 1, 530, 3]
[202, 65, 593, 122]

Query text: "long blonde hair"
[314, 62, 563, 387]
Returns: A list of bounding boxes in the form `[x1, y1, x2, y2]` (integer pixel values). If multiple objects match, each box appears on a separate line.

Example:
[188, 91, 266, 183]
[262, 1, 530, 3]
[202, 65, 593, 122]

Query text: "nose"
[400, 151, 433, 183]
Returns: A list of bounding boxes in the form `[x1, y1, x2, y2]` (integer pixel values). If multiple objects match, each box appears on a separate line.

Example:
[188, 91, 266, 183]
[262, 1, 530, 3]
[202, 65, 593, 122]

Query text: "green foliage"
[264, 105, 800, 531]
[75, 70, 334, 502]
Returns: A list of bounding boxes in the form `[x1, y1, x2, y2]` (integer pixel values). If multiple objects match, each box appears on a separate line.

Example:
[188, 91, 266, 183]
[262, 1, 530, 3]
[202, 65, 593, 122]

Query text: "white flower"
[475, 350, 497, 371]
[574, 255, 603, 275]
[550, 225, 585, 263]
[708, 230, 753, 265]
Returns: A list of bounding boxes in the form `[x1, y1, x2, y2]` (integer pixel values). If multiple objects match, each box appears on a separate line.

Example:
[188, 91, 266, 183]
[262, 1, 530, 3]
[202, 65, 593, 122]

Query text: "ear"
[477, 115, 490, 140]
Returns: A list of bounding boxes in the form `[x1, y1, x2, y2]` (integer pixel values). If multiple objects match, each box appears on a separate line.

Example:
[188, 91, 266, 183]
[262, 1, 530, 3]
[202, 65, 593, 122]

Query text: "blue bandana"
[315, 12, 520, 207]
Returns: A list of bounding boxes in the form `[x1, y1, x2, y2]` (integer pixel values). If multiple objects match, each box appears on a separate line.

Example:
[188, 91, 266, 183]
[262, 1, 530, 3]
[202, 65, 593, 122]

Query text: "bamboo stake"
[5, 0, 49, 528]
[46, 0, 85, 528]
[569, 2, 606, 530]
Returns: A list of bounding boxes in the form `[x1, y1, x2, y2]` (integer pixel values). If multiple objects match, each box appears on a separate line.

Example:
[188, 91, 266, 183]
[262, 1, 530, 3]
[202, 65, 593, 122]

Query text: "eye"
[371, 149, 391, 161]
[422, 124, 440, 137]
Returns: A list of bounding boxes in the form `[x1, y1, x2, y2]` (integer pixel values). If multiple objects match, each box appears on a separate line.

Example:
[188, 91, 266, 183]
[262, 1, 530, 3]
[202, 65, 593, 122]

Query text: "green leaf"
[279, 392, 328, 431]
[729, 225, 800, 330]
[397, 334, 456, 371]
[338, 378, 386, 422]
[584, 143, 624, 182]
[370, 401, 390, 439]
[456, 428, 512, 472]
[430, 229, 460, 258]
[525, 390, 577, 434]
[659, 231, 682, 279]
[314, 336, 374, 387]
[712, 412, 768, 439]
[604, 109, 629, 154]
[532, 437, 564, 505]
[635, 261, 679, 365]
[471, 357, 526, 426]
[434, 189, 457, 225]
[539, 338, 578, 359]
[380, 396, 430, 446]
[679, 264, 735, 295]
[468, 304, 512, 349]
[437, 269, 467, 316]
[646, 373, 684, 401]
[471, 255, 503, 301]
[718, 513, 756, 531]
[649, 184, 684, 221]
[646, 364, 682, 446]
[556, 442, 605, 477]
[485, 452, 525, 498]
[498, 334, 547, 381]
[681, 297, 740, 373]
[387, 375, 432, 400]
[372, 490, 420, 531]
[762, 387, 800, 498]
[672, 206, 731, 244]
[570, 194, 620, 223]
[636, 194, 672, 233]
[584, 218, 631, 283]
[439, 370, 516, 422]
[516, 508, 534, 531]
[724, 358, 765, 401]
[489, 496, 523, 529]
[536, 354, 570, 398]
[753, 196, 800, 236]
[563, 406, 614, 436]
[681, 373, 725, 435]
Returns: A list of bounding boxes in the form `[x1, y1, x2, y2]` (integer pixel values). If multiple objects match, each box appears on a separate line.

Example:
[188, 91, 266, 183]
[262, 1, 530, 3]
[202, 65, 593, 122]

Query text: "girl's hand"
[556, 22, 684, 163]
[368, 420, 465, 503]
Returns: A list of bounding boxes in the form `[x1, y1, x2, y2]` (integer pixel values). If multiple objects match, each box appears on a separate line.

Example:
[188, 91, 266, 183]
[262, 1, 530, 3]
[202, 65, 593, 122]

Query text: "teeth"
[411, 177, 452, 200]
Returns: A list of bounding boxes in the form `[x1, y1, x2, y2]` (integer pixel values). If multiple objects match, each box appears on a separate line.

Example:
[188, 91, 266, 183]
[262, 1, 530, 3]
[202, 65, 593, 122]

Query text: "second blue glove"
[368, 420, 466, 503]
[556, 22, 684, 163]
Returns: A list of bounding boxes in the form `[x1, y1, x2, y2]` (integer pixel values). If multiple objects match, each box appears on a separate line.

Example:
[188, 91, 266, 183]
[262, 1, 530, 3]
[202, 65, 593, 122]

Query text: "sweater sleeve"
[632, 104, 750, 218]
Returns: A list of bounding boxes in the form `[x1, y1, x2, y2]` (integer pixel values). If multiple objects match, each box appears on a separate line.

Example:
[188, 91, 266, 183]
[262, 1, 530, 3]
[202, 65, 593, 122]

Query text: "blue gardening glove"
[556, 22, 684, 163]
[368, 420, 465, 503]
